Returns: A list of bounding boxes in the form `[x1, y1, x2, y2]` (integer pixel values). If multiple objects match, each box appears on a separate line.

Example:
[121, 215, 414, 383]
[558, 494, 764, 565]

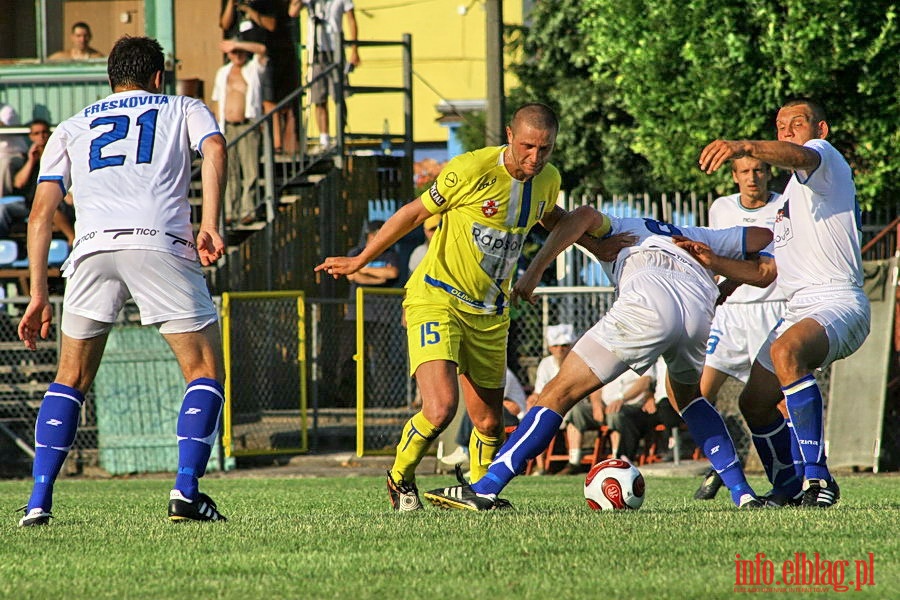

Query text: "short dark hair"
[28, 118, 51, 130]
[107, 36, 165, 91]
[782, 97, 827, 123]
[72, 22, 92, 34]
[509, 103, 559, 134]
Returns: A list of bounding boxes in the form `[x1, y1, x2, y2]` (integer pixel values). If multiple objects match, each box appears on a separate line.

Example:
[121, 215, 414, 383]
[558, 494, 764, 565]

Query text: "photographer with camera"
[221, 0, 300, 155]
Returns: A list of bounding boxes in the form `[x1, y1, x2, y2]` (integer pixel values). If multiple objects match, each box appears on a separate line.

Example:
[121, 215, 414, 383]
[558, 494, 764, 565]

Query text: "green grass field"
[2, 473, 898, 599]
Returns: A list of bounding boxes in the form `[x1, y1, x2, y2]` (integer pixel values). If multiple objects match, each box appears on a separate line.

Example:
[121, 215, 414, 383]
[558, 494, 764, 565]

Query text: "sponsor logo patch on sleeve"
[429, 182, 447, 206]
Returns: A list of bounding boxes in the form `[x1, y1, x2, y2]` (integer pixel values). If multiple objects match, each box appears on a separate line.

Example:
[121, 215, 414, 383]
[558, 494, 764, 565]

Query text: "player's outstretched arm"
[699, 139, 820, 174]
[198, 134, 227, 266]
[316, 199, 432, 279]
[513, 205, 604, 304]
[18, 181, 63, 350]
[540, 205, 633, 263]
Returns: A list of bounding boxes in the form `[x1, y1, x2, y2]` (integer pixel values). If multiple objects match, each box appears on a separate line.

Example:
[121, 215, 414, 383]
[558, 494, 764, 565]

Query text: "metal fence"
[0, 297, 85, 476]
[222, 291, 307, 457]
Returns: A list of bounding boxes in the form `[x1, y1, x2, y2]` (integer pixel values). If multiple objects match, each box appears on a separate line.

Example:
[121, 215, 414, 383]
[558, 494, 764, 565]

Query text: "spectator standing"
[17, 36, 228, 526]
[290, 0, 360, 152]
[695, 98, 870, 508]
[337, 220, 401, 405]
[221, 1, 300, 155]
[48, 22, 104, 61]
[211, 39, 268, 225]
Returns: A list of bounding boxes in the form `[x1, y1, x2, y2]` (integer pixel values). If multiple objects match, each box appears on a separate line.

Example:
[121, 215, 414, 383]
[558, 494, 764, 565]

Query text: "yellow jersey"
[407, 145, 561, 315]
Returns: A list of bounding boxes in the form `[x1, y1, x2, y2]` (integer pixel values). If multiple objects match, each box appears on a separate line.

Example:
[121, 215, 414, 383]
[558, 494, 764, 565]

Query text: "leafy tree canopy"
[509, 0, 898, 208]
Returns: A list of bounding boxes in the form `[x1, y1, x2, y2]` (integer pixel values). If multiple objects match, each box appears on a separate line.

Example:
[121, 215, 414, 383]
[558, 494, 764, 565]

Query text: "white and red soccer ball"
[584, 458, 645, 510]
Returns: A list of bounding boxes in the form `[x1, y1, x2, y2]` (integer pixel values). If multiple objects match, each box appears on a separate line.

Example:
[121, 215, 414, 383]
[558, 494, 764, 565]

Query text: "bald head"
[503, 103, 558, 181]
[509, 103, 558, 136]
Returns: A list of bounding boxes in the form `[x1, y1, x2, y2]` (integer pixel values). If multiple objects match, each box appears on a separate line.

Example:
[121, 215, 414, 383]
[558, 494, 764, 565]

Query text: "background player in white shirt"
[694, 156, 787, 500]
[425, 209, 775, 510]
[18, 36, 228, 526]
[695, 98, 870, 508]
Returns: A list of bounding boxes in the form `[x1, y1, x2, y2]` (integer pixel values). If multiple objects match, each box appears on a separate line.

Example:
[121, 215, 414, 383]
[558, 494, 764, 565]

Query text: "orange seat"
[637, 423, 669, 465]
[527, 425, 612, 474]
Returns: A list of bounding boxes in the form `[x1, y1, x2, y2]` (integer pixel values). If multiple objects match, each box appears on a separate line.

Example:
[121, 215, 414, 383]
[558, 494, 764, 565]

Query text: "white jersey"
[38, 90, 221, 275]
[601, 216, 749, 296]
[708, 191, 786, 303]
[771, 139, 863, 299]
[533, 355, 561, 394]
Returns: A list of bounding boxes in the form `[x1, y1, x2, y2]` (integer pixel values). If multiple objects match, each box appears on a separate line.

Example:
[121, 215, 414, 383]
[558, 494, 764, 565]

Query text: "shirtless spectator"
[48, 22, 104, 61]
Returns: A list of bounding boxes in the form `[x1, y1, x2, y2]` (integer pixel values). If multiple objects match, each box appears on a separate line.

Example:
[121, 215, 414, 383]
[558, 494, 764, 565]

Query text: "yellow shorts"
[404, 297, 509, 389]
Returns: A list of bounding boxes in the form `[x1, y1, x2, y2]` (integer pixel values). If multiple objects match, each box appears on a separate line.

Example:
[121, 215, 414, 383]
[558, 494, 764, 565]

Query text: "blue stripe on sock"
[472, 406, 563, 496]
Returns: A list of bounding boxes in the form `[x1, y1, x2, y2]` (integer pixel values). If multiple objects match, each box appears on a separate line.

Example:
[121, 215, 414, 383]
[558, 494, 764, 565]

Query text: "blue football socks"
[28, 383, 84, 512]
[749, 415, 803, 496]
[783, 374, 830, 481]
[174, 378, 224, 500]
[471, 406, 563, 497]
[681, 397, 755, 505]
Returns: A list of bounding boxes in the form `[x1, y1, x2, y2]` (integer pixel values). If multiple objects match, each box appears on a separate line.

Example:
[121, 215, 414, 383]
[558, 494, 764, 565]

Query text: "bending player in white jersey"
[424, 209, 775, 510]
[18, 36, 228, 526]
[692, 98, 870, 508]
[694, 156, 789, 501]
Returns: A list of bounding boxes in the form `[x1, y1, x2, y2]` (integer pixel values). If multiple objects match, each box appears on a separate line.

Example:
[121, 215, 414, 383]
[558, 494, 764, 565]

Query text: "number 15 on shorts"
[420, 322, 440, 347]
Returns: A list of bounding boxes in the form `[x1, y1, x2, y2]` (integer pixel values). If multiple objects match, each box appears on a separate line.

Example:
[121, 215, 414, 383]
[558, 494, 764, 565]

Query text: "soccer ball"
[584, 458, 645, 510]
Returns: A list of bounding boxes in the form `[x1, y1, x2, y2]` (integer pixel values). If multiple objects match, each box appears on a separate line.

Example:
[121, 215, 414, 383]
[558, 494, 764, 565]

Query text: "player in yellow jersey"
[317, 103, 628, 511]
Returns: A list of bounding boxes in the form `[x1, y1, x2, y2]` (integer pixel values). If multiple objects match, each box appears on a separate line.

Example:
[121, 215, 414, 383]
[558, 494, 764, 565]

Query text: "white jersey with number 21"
[37, 90, 221, 275]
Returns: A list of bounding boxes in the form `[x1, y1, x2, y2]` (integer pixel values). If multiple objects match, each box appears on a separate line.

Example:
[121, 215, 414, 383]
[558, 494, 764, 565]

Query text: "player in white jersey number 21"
[18, 36, 229, 526]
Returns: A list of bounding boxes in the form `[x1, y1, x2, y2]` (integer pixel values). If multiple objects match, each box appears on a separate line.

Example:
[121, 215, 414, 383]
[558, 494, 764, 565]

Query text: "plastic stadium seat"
[48, 239, 70, 266]
[637, 424, 670, 466]
[0, 240, 17, 265]
[10, 239, 69, 268]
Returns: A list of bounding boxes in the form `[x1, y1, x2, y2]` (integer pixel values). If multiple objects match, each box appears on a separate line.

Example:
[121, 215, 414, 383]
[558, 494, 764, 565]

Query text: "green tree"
[506, 2, 657, 196]
[511, 0, 898, 207]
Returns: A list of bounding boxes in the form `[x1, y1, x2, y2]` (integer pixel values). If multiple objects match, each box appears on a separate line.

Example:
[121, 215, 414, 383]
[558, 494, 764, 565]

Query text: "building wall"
[173, 0, 224, 103]
[60, 1, 145, 56]
[304, 0, 524, 145]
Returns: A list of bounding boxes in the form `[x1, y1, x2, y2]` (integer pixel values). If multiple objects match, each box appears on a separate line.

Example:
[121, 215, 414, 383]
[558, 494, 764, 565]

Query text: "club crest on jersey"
[481, 199, 500, 218]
